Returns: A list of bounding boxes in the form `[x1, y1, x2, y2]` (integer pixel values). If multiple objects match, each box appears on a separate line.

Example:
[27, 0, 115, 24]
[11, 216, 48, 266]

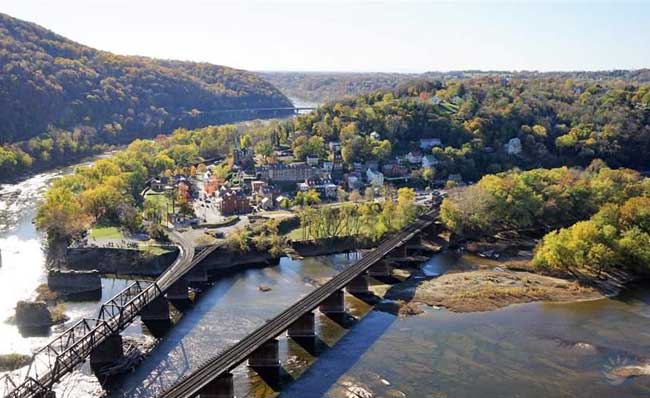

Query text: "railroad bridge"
[3, 209, 438, 398]
[160, 209, 440, 398]
[3, 230, 204, 398]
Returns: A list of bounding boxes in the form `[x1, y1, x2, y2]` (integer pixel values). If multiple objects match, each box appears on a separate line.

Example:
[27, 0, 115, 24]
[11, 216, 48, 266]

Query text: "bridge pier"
[167, 278, 190, 303]
[345, 274, 369, 295]
[140, 296, 171, 335]
[319, 290, 345, 315]
[248, 338, 280, 381]
[198, 372, 234, 398]
[186, 264, 209, 286]
[288, 312, 315, 338]
[90, 334, 124, 370]
[368, 261, 392, 278]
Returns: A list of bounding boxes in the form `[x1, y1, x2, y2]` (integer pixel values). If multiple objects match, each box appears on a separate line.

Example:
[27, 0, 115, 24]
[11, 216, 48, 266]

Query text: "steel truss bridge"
[3, 231, 220, 398]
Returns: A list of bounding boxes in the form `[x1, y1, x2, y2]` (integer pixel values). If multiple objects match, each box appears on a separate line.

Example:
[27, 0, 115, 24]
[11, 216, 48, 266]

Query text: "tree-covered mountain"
[262, 70, 650, 105]
[260, 71, 417, 103]
[0, 13, 292, 178]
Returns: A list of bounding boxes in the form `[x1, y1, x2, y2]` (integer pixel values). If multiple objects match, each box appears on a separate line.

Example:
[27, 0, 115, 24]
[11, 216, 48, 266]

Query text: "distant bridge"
[4, 231, 211, 398]
[160, 209, 439, 398]
[208, 106, 315, 115]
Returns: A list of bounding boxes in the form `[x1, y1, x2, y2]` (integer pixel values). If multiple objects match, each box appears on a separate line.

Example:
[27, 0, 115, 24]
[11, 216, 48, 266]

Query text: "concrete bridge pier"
[288, 312, 318, 354]
[167, 278, 190, 305]
[345, 274, 369, 295]
[167, 278, 189, 300]
[319, 290, 345, 315]
[186, 264, 209, 286]
[248, 338, 280, 383]
[368, 261, 392, 278]
[140, 296, 172, 335]
[90, 334, 124, 371]
[288, 312, 316, 338]
[198, 372, 234, 398]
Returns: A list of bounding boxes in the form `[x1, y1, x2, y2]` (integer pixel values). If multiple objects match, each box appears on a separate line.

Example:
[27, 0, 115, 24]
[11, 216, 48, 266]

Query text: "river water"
[1, 164, 650, 398]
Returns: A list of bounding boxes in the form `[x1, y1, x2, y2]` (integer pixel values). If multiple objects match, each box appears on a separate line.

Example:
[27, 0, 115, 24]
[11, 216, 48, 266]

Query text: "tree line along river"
[0, 159, 649, 398]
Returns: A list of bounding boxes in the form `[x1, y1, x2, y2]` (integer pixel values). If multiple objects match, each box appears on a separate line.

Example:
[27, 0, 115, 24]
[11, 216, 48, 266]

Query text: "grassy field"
[89, 226, 123, 240]
[140, 245, 173, 256]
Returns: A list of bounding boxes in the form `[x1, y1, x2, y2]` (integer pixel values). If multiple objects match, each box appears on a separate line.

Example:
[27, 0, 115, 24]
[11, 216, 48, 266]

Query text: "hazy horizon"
[3, 0, 650, 73]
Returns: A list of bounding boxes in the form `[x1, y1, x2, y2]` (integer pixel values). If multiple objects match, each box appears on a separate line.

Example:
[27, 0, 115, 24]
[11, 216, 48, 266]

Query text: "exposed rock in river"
[15, 300, 53, 328]
[388, 270, 603, 313]
[0, 353, 32, 371]
[14, 300, 68, 329]
[610, 363, 650, 379]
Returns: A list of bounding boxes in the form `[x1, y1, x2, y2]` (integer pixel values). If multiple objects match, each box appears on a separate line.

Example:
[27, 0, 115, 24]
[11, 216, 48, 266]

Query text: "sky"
[3, 0, 650, 73]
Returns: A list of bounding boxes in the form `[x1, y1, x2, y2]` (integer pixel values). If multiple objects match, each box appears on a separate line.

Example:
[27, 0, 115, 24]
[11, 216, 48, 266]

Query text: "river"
[1, 162, 650, 398]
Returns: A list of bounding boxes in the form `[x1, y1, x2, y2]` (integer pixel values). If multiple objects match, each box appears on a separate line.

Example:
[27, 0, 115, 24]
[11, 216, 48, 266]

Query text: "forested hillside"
[0, 13, 292, 178]
[260, 72, 416, 103]
[273, 77, 650, 179]
[263, 70, 650, 104]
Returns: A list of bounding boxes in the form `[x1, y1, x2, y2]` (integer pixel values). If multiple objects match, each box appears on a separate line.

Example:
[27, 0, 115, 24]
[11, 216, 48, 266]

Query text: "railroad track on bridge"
[5, 230, 201, 398]
[160, 209, 438, 398]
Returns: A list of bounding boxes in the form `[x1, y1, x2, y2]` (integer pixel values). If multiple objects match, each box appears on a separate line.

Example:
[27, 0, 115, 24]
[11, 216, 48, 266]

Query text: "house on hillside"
[406, 151, 423, 165]
[419, 138, 442, 150]
[422, 154, 438, 169]
[505, 138, 522, 155]
[382, 163, 409, 178]
[366, 169, 384, 187]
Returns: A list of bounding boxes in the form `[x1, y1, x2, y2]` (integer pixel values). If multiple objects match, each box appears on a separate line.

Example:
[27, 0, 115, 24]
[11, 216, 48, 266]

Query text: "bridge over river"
[4, 230, 202, 398]
[160, 209, 438, 398]
[4, 208, 437, 398]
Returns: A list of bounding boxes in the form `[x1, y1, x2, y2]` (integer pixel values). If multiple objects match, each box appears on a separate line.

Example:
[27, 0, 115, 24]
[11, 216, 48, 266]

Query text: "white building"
[505, 138, 522, 155]
[419, 138, 442, 150]
[260, 197, 273, 210]
[422, 154, 438, 169]
[406, 152, 423, 164]
[306, 156, 320, 167]
[366, 169, 384, 187]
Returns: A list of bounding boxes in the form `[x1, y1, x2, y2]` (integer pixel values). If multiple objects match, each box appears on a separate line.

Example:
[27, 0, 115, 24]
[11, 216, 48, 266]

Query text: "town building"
[419, 138, 443, 150]
[255, 162, 322, 183]
[422, 154, 438, 169]
[406, 151, 423, 165]
[366, 169, 384, 187]
[382, 163, 409, 178]
[233, 146, 254, 168]
[345, 172, 364, 191]
[306, 156, 320, 167]
[366, 160, 379, 171]
[217, 187, 251, 215]
[297, 177, 338, 199]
